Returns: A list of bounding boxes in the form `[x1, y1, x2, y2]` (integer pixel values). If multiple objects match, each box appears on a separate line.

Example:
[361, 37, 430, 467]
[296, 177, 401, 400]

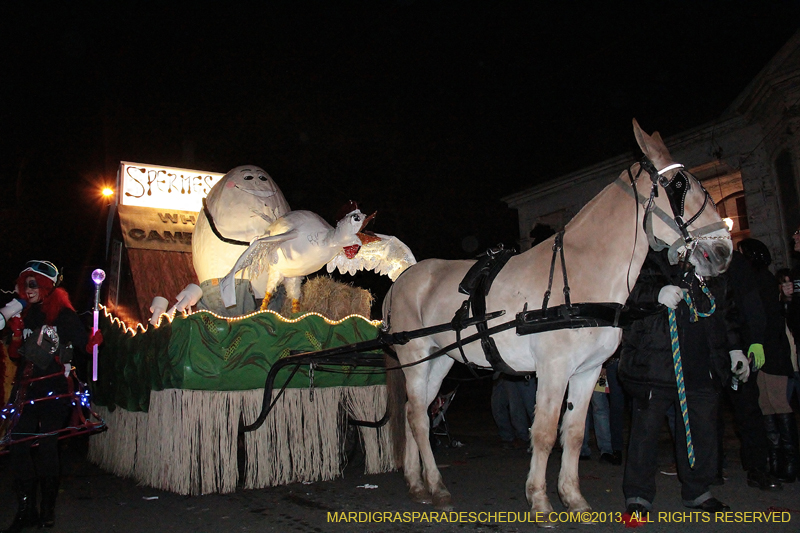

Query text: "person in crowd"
[733, 238, 798, 485]
[781, 227, 800, 410]
[719, 239, 785, 490]
[491, 373, 537, 449]
[777, 267, 800, 410]
[2, 260, 98, 532]
[580, 365, 618, 464]
[618, 248, 746, 519]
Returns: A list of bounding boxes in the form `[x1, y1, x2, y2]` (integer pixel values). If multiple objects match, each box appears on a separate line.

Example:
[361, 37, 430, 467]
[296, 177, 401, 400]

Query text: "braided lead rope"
[667, 278, 715, 469]
[668, 307, 696, 469]
[683, 279, 716, 322]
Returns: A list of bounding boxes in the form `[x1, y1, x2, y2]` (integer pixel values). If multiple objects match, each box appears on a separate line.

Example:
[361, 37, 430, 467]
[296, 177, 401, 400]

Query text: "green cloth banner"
[92, 310, 385, 412]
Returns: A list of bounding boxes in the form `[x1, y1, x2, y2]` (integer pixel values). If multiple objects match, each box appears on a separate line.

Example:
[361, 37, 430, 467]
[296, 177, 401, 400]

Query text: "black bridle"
[639, 159, 713, 244]
[625, 158, 727, 266]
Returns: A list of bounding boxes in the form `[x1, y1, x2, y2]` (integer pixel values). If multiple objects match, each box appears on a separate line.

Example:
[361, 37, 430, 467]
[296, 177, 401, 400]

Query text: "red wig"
[16, 271, 75, 324]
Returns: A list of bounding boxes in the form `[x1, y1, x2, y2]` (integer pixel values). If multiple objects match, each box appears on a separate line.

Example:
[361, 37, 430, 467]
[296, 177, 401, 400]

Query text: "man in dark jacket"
[732, 239, 798, 484]
[619, 248, 746, 518]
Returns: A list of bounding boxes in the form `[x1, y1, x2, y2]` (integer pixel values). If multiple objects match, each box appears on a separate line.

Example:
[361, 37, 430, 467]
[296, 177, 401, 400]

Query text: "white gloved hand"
[167, 284, 204, 316]
[149, 296, 169, 326]
[657, 285, 686, 309]
[729, 350, 750, 383]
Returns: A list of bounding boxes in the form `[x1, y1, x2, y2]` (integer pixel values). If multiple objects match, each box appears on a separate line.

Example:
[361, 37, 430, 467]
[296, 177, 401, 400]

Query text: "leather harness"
[450, 236, 644, 376]
[448, 157, 714, 376]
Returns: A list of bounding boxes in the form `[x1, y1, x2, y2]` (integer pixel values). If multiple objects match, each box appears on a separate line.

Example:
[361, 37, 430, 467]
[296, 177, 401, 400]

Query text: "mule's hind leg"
[526, 368, 569, 524]
[403, 354, 454, 510]
[557, 367, 601, 515]
[402, 400, 431, 504]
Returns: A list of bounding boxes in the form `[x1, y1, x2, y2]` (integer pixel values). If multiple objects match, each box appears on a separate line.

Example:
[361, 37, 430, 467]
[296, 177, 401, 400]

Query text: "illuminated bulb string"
[100, 304, 382, 336]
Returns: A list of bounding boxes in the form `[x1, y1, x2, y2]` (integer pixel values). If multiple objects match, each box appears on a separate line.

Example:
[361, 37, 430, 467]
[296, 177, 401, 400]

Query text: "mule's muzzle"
[691, 239, 733, 276]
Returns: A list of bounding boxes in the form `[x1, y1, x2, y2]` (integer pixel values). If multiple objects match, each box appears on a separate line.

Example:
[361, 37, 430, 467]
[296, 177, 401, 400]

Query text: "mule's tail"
[385, 352, 407, 470]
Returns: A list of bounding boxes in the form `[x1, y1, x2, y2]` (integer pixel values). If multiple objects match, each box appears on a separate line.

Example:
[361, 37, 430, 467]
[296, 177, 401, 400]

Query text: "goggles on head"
[21, 260, 60, 285]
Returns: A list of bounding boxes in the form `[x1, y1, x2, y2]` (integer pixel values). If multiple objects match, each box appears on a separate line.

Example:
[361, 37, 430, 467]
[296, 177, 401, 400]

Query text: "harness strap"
[543, 231, 570, 310]
[615, 177, 727, 263]
[389, 301, 662, 373]
[617, 175, 681, 247]
[516, 302, 654, 335]
[452, 246, 519, 375]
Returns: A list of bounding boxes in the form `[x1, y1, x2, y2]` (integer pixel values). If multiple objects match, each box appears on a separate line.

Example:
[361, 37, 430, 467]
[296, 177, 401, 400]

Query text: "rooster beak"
[357, 232, 381, 245]
[359, 211, 377, 232]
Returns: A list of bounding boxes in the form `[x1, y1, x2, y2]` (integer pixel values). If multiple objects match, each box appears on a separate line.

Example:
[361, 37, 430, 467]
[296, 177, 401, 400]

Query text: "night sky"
[2, 2, 799, 310]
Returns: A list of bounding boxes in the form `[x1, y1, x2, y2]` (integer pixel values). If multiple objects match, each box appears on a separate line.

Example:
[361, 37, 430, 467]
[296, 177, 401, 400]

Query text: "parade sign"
[117, 163, 224, 252]
[119, 162, 224, 211]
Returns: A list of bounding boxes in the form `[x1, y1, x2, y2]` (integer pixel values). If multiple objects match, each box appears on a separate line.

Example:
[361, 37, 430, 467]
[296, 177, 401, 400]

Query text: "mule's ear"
[632, 118, 672, 167]
[632, 118, 650, 155]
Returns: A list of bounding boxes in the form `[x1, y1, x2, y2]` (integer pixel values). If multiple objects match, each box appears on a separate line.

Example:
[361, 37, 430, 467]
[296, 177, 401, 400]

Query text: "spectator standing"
[722, 240, 784, 490]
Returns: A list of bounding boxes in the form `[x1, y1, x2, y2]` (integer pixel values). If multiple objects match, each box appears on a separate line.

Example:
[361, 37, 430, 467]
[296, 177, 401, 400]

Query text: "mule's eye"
[258, 175, 268, 181]
[244, 175, 254, 180]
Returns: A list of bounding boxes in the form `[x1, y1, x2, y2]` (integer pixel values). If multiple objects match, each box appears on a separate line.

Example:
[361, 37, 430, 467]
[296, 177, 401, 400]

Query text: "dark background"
[1, 1, 799, 311]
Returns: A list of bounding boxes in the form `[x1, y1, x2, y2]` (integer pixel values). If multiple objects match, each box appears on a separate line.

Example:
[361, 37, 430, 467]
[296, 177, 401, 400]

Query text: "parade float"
[85, 162, 414, 495]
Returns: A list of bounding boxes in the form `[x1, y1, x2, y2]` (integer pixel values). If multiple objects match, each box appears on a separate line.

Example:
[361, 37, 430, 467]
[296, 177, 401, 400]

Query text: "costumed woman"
[1, 261, 97, 532]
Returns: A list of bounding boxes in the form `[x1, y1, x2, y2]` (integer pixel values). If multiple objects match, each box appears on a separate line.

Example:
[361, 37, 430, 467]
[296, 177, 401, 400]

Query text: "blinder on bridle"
[630, 158, 727, 265]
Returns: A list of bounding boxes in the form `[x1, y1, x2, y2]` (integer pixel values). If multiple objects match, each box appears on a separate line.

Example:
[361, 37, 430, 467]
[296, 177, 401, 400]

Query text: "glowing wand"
[91, 269, 106, 381]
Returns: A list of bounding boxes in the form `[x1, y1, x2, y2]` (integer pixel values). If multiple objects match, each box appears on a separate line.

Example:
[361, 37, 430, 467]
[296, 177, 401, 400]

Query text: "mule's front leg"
[526, 375, 567, 526]
[406, 396, 452, 510]
[557, 368, 600, 518]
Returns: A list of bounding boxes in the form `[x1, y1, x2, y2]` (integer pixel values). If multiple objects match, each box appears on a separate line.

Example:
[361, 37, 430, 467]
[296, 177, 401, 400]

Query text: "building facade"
[504, 30, 800, 271]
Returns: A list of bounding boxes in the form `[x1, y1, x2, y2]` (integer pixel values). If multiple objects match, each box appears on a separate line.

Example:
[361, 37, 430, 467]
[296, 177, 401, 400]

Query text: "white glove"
[657, 285, 686, 309]
[167, 284, 203, 316]
[729, 350, 750, 383]
[149, 296, 169, 326]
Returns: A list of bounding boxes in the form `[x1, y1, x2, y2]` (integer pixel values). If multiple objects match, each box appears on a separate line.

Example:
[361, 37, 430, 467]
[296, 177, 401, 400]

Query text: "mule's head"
[633, 119, 732, 276]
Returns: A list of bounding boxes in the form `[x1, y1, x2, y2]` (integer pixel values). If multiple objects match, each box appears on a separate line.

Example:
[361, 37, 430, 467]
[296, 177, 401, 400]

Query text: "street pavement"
[1, 382, 798, 532]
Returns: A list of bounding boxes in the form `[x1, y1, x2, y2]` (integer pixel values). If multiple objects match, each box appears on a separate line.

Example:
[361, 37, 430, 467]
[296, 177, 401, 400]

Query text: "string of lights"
[101, 304, 382, 337]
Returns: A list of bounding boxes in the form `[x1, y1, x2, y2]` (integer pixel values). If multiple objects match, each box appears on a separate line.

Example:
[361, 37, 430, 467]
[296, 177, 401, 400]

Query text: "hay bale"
[280, 276, 373, 320]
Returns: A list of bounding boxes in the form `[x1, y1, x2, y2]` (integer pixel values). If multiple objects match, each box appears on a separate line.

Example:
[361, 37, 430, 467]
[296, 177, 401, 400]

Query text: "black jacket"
[727, 251, 794, 377]
[618, 249, 741, 399]
[17, 302, 88, 399]
[785, 266, 800, 353]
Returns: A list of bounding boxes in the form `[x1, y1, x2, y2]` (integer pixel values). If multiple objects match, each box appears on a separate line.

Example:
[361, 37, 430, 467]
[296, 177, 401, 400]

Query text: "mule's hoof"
[409, 488, 432, 505]
[433, 492, 453, 511]
[534, 517, 558, 529]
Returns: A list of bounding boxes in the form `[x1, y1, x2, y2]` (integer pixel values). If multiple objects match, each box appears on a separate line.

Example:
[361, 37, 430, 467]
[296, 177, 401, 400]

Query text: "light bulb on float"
[91, 269, 106, 381]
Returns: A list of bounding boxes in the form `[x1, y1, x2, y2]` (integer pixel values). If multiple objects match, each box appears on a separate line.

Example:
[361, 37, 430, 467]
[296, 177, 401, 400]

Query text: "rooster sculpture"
[220, 205, 415, 313]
